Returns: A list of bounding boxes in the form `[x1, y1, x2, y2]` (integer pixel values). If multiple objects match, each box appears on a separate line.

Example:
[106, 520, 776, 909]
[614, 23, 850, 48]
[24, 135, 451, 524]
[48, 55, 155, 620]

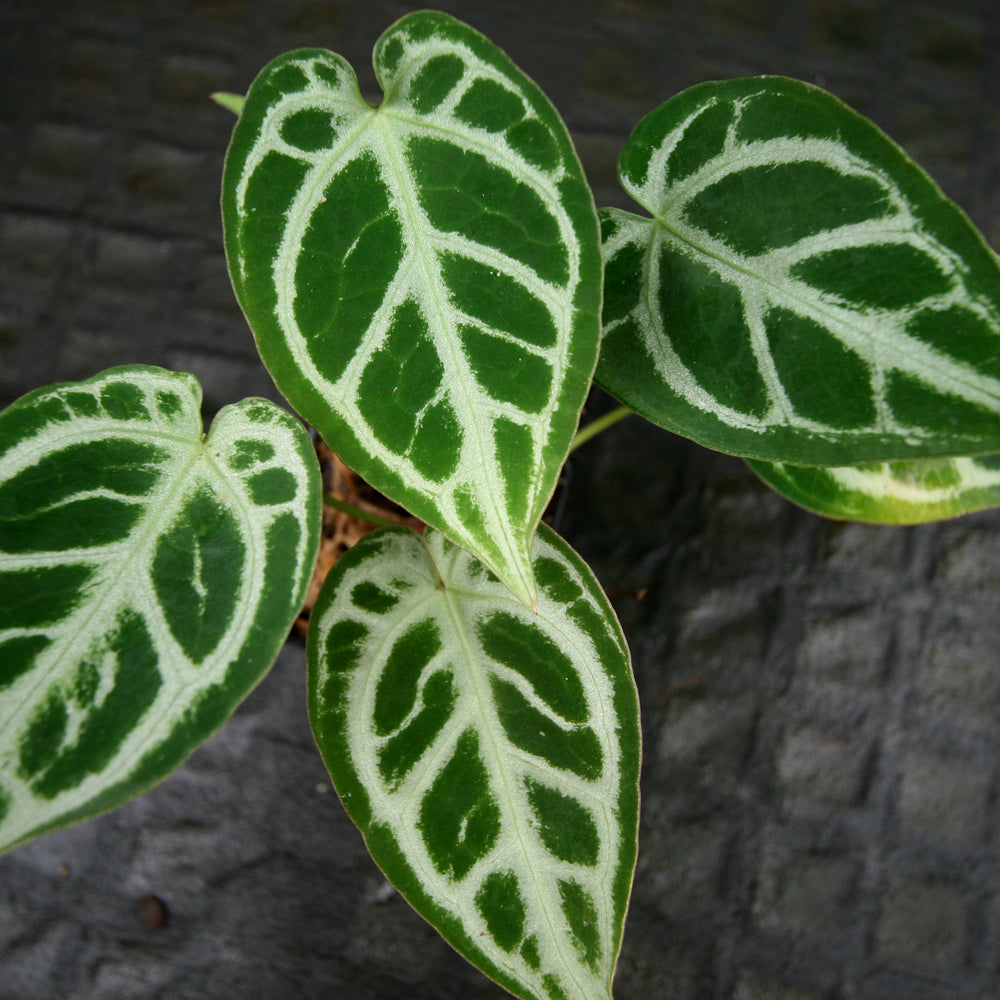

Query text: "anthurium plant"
[2, 11, 999, 1000]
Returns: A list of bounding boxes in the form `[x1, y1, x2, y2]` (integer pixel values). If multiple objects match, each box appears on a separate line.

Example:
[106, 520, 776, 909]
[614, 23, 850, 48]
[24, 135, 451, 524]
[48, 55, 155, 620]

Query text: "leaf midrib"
[372, 112, 534, 594]
[0, 442, 206, 835]
[434, 564, 598, 995]
[627, 128, 1000, 419]
[641, 207, 1000, 424]
[259, 92, 535, 596]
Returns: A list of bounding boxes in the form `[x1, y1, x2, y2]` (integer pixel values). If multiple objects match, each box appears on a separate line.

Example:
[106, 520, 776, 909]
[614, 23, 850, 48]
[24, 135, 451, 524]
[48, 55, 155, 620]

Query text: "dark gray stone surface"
[2, 1, 1000, 998]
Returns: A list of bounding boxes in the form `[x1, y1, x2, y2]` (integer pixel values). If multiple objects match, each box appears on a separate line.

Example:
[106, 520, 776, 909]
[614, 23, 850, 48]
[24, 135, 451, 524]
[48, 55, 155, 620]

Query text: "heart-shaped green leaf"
[0, 366, 320, 854]
[222, 11, 602, 608]
[598, 76, 1000, 465]
[748, 453, 1000, 523]
[308, 524, 639, 1000]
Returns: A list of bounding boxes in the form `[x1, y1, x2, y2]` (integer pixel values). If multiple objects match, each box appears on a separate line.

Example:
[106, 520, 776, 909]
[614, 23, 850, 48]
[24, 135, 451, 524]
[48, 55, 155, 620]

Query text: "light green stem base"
[323, 493, 403, 529]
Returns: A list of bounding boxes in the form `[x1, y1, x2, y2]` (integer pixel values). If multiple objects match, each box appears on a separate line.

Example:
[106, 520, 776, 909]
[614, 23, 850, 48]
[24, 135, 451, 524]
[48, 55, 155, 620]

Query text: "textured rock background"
[2, 2, 1000, 998]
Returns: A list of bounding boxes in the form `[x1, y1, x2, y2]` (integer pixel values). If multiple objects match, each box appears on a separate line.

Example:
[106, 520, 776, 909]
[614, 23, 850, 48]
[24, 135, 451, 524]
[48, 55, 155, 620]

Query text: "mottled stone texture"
[3, 1, 1000, 998]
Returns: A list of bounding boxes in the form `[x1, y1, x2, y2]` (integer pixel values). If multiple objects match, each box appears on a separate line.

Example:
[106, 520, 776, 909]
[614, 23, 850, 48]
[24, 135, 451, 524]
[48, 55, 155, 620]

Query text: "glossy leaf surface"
[599, 76, 1000, 465]
[223, 11, 602, 607]
[0, 367, 320, 854]
[749, 453, 1000, 523]
[308, 524, 639, 1000]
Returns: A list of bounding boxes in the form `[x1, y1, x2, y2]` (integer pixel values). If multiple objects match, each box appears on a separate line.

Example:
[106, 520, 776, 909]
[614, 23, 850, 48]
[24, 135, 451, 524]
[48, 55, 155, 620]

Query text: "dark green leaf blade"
[598, 76, 1000, 465]
[222, 11, 603, 607]
[0, 366, 320, 854]
[308, 524, 639, 1000]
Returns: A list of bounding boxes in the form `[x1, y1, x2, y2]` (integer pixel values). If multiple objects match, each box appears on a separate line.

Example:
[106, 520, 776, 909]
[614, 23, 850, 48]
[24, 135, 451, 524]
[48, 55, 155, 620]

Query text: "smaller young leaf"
[308, 524, 639, 1000]
[748, 454, 1000, 523]
[598, 76, 1000, 465]
[0, 366, 320, 855]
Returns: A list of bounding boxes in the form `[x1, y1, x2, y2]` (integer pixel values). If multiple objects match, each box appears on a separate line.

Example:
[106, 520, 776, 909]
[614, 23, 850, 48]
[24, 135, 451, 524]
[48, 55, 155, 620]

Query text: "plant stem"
[323, 493, 402, 529]
[570, 405, 635, 453]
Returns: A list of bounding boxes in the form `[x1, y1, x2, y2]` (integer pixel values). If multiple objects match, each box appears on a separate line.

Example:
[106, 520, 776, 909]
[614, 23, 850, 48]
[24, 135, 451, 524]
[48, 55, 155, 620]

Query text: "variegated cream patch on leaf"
[222, 11, 603, 608]
[599, 76, 1000, 465]
[748, 453, 1000, 523]
[308, 524, 639, 1000]
[0, 366, 320, 855]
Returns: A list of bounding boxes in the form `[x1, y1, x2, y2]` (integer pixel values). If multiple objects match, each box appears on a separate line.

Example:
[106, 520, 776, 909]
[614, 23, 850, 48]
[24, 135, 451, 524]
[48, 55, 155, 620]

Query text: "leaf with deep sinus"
[598, 76, 1000, 465]
[222, 11, 602, 608]
[0, 366, 320, 855]
[308, 524, 639, 1000]
[748, 453, 1000, 523]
